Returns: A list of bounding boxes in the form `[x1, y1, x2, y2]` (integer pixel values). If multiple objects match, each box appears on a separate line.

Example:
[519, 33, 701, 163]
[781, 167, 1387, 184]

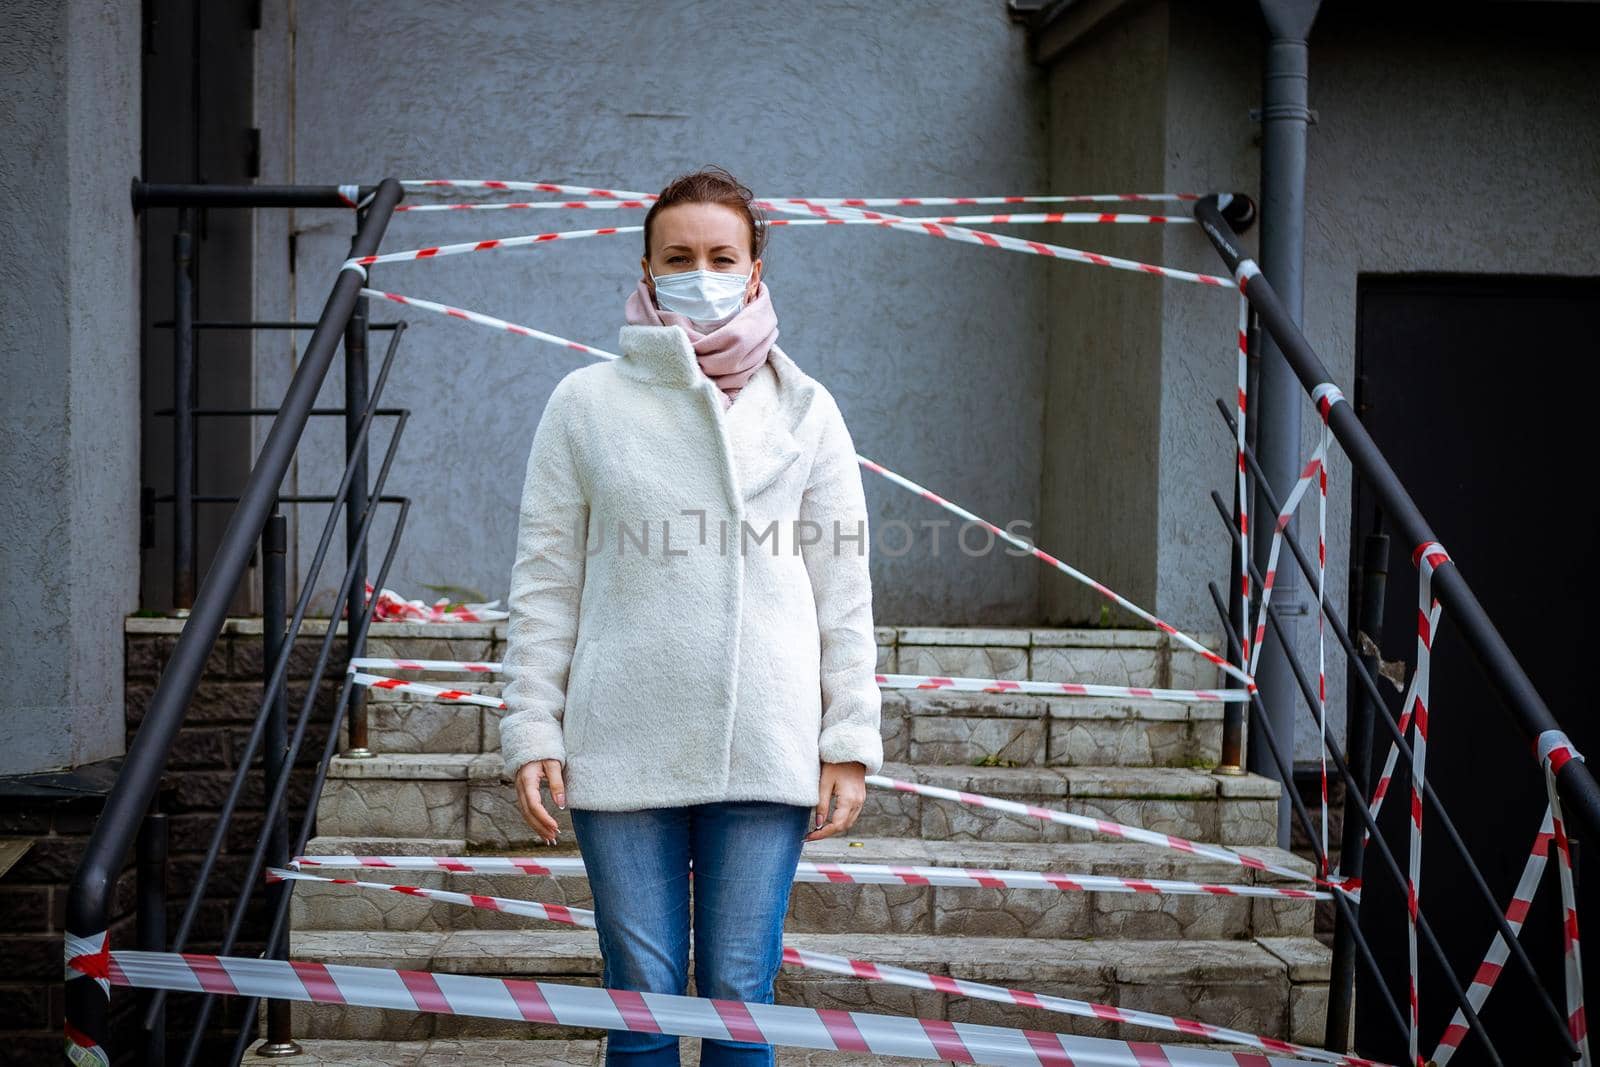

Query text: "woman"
[499, 165, 884, 1066]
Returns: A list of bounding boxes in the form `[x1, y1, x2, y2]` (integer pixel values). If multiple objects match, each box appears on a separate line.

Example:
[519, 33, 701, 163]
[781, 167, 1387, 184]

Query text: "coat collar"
[614, 324, 808, 504]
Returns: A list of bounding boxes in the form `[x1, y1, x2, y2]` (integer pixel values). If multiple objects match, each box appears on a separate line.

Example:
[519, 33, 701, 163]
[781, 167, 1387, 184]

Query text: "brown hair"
[643, 165, 769, 262]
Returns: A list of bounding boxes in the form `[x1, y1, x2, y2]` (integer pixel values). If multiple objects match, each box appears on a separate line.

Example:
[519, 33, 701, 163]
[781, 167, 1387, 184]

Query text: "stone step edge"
[289, 929, 1330, 986]
[252, 1036, 1300, 1065]
[323, 756, 1279, 800]
[365, 683, 1229, 721]
[128, 616, 1221, 651]
[298, 834, 1314, 884]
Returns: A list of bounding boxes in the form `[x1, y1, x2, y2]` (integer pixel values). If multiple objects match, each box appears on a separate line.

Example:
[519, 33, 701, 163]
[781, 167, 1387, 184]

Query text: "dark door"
[140, 0, 258, 613]
[1352, 275, 1599, 1064]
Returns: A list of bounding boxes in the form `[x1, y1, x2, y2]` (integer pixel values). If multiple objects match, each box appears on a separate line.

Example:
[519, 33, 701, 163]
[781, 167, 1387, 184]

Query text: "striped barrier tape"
[70, 946, 1340, 1066]
[863, 774, 1337, 891]
[1355, 601, 1441, 845]
[1231, 279, 1252, 669]
[346, 660, 1248, 705]
[268, 868, 1357, 1064]
[62, 932, 111, 1065]
[282, 854, 1328, 900]
[1430, 809, 1555, 1065]
[1405, 541, 1450, 1067]
[353, 284, 1253, 692]
[751, 199, 1234, 288]
[395, 198, 1195, 225]
[1540, 730, 1591, 1065]
[343, 213, 1218, 283]
[1308, 382, 1345, 873]
[396, 179, 1203, 204]
[365, 581, 508, 623]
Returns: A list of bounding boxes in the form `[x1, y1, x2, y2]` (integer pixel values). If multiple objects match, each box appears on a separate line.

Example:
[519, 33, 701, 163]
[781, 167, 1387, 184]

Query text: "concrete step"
[292, 835, 1315, 940]
[286, 929, 1329, 1047]
[365, 683, 1224, 769]
[250, 1036, 1289, 1065]
[348, 624, 1224, 694]
[316, 758, 1280, 849]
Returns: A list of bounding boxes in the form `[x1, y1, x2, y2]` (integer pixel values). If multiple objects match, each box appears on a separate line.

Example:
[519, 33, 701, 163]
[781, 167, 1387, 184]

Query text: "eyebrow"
[660, 243, 739, 253]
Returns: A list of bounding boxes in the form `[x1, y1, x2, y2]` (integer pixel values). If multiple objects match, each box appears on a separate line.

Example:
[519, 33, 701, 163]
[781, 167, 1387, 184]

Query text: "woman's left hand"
[806, 760, 867, 841]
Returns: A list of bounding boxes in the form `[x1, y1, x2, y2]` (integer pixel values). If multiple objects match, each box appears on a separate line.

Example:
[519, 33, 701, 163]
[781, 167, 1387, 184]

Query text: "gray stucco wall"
[253, 1, 1050, 627]
[0, 0, 141, 774]
[1046, 1, 1599, 759]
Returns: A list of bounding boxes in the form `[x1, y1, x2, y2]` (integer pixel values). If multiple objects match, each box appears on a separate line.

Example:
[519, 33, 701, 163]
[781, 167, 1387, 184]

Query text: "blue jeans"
[570, 800, 813, 1066]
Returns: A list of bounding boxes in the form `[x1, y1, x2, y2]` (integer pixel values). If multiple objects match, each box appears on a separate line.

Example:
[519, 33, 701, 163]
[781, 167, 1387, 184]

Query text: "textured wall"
[0, 0, 141, 774]
[1041, 0, 1170, 628]
[1043, 1, 1599, 758]
[253, 0, 1050, 627]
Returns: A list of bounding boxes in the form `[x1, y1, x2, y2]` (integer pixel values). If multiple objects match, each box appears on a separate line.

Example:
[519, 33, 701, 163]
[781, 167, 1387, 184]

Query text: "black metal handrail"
[1195, 193, 1597, 1062]
[1195, 193, 1600, 834]
[65, 178, 406, 1062]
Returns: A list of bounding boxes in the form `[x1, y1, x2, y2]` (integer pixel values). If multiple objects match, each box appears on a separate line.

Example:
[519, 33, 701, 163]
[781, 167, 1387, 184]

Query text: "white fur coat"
[499, 323, 884, 811]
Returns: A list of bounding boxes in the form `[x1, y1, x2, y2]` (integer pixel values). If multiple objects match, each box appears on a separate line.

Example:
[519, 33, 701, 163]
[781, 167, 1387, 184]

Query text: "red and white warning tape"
[284, 853, 1327, 900]
[1429, 809, 1555, 1065]
[1540, 730, 1591, 1065]
[1404, 541, 1450, 1067]
[350, 287, 1252, 692]
[396, 201, 1192, 225]
[364, 581, 508, 623]
[269, 867, 1354, 1063]
[69, 945, 1340, 1066]
[344, 213, 1226, 285]
[396, 179, 1202, 205]
[360, 181, 1231, 286]
[1231, 272, 1253, 669]
[755, 199, 1233, 287]
[347, 658, 1248, 705]
[863, 773, 1332, 890]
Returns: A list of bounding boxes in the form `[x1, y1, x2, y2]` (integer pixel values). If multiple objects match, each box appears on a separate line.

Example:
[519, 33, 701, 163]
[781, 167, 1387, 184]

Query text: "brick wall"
[0, 781, 139, 1066]
[123, 617, 349, 1054]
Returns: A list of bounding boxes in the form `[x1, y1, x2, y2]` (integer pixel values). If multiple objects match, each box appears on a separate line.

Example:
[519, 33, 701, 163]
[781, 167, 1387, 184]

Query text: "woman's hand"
[514, 758, 566, 845]
[805, 760, 867, 841]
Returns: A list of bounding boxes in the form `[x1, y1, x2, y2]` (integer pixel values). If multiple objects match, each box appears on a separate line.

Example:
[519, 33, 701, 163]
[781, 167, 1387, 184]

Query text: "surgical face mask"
[650, 268, 751, 326]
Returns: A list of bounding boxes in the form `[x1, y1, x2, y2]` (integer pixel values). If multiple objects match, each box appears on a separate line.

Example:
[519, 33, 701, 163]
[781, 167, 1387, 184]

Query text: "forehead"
[651, 201, 751, 248]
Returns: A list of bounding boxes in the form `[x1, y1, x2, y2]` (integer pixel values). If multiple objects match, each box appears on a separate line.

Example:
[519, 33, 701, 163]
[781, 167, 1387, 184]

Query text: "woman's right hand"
[514, 758, 566, 845]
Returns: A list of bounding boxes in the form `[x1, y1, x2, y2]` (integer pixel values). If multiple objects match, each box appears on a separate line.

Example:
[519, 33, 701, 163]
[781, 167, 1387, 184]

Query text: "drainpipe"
[1251, 0, 1322, 846]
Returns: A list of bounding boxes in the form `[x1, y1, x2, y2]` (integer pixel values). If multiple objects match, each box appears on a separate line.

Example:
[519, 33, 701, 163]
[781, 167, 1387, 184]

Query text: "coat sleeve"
[499, 377, 589, 779]
[799, 391, 884, 775]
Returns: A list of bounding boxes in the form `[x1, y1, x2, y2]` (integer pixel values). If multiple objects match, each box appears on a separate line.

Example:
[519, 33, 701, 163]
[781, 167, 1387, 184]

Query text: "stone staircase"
[267, 624, 1330, 1064]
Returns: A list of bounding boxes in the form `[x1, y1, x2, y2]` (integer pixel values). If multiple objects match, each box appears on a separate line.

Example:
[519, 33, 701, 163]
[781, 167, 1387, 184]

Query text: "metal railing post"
[1325, 531, 1388, 1050]
[173, 206, 196, 615]
[258, 510, 302, 1057]
[342, 234, 373, 760]
[66, 178, 404, 1064]
[137, 809, 168, 1065]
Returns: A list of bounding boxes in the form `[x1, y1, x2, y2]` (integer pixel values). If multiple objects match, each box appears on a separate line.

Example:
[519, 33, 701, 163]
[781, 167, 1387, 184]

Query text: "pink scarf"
[623, 278, 779, 409]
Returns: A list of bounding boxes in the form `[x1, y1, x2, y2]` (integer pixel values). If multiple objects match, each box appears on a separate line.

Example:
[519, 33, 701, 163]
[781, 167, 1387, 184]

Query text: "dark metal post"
[258, 510, 302, 1057]
[1325, 531, 1389, 1050]
[137, 809, 168, 1065]
[1219, 468, 1248, 774]
[173, 207, 196, 614]
[341, 227, 373, 760]
[1249, 0, 1324, 845]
